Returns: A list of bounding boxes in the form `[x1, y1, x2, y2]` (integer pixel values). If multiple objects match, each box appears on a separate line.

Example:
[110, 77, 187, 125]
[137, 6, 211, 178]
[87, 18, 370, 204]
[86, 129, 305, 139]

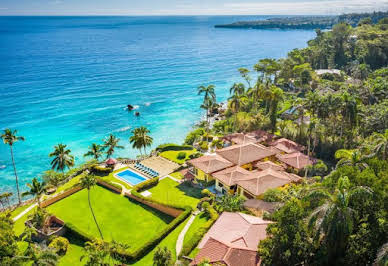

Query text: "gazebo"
[105, 158, 117, 167]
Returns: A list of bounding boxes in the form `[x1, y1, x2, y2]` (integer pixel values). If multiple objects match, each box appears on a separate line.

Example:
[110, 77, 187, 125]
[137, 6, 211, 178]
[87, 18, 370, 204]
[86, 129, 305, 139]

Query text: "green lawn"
[160, 149, 197, 165]
[10, 203, 32, 219]
[148, 178, 202, 209]
[47, 185, 174, 250]
[170, 171, 184, 180]
[133, 216, 190, 265]
[183, 212, 209, 250]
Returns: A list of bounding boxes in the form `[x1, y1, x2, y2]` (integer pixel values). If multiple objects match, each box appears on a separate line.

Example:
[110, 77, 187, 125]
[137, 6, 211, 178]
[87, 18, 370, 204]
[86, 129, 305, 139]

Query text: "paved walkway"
[112, 182, 131, 196]
[12, 203, 37, 222]
[176, 214, 196, 257]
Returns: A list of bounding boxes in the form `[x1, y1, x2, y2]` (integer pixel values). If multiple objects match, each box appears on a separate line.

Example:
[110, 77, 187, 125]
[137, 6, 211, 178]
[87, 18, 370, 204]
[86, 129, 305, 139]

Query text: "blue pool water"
[0, 16, 316, 198]
[116, 169, 147, 186]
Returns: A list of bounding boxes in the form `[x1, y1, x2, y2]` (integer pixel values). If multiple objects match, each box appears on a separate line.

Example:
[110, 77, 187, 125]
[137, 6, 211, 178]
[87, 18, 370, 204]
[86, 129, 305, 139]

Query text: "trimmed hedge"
[133, 177, 159, 192]
[97, 178, 122, 193]
[65, 222, 94, 242]
[180, 205, 219, 257]
[156, 143, 194, 152]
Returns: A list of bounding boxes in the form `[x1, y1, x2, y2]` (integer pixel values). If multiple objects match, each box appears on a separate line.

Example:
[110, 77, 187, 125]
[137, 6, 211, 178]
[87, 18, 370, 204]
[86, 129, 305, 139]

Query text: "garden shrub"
[177, 152, 187, 160]
[90, 165, 113, 175]
[133, 177, 159, 192]
[156, 143, 194, 152]
[48, 236, 70, 255]
[199, 141, 209, 151]
[201, 189, 215, 198]
[197, 197, 212, 209]
[188, 152, 202, 159]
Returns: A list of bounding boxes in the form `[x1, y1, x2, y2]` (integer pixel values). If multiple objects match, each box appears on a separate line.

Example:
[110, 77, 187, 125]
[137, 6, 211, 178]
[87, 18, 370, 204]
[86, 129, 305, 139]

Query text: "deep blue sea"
[0, 16, 315, 197]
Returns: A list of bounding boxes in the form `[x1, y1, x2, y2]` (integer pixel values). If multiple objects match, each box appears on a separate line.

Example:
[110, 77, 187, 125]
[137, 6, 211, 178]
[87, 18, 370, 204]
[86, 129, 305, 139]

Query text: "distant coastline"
[215, 11, 388, 30]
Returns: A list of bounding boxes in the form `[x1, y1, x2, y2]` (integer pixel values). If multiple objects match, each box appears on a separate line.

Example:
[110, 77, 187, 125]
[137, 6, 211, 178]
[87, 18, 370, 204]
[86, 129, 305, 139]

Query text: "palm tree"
[80, 240, 109, 266]
[80, 175, 104, 240]
[229, 82, 245, 96]
[0, 194, 5, 211]
[49, 144, 74, 175]
[228, 94, 245, 131]
[374, 242, 388, 266]
[1, 128, 25, 205]
[129, 127, 153, 156]
[129, 128, 144, 156]
[22, 178, 46, 206]
[197, 85, 216, 103]
[84, 143, 103, 160]
[198, 85, 216, 125]
[307, 176, 373, 262]
[153, 246, 173, 266]
[103, 134, 124, 159]
[334, 149, 368, 170]
[27, 245, 58, 266]
[268, 86, 284, 133]
[369, 129, 388, 160]
[0, 192, 12, 208]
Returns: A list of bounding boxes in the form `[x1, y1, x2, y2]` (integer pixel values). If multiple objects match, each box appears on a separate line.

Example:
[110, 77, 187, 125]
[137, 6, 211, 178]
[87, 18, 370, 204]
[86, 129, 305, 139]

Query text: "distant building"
[315, 69, 341, 76]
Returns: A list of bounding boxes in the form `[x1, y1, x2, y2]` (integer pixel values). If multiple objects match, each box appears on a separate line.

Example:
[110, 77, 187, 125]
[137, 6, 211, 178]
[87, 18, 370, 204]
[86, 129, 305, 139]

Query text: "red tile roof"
[254, 161, 285, 172]
[269, 138, 305, 154]
[188, 154, 234, 174]
[216, 143, 276, 166]
[212, 166, 252, 186]
[276, 152, 316, 170]
[192, 238, 260, 266]
[192, 212, 270, 266]
[223, 130, 276, 145]
[235, 169, 301, 196]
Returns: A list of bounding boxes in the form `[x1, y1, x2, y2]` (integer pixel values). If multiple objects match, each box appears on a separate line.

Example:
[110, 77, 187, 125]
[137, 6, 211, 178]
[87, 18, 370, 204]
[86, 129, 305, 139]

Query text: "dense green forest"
[215, 11, 388, 29]
[190, 19, 388, 265]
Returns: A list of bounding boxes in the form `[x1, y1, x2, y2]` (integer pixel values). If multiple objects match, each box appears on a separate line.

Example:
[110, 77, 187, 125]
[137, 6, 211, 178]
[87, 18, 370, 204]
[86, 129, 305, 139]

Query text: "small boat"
[0, 165, 6, 170]
[127, 104, 134, 111]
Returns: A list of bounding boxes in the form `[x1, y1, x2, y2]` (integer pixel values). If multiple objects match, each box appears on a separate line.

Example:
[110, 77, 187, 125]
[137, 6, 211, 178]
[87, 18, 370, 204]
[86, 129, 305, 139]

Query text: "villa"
[188, 131, 314, 198]
[191, 212, 272, 266]
[276, 152, 317, 171]
[268, 138, 305, 154]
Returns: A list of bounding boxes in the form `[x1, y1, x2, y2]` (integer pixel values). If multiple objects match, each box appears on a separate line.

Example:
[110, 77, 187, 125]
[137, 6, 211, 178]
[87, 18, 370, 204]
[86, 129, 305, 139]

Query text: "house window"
[218, 182, 224, 188]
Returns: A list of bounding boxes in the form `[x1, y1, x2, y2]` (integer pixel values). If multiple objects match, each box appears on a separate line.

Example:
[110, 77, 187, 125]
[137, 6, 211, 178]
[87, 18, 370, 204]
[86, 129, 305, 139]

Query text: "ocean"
[0, 16, 316, 197]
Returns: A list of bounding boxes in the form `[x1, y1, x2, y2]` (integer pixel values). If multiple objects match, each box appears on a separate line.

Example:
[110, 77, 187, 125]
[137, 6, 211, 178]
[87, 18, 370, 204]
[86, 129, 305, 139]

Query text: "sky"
[0, 0, 387, 16]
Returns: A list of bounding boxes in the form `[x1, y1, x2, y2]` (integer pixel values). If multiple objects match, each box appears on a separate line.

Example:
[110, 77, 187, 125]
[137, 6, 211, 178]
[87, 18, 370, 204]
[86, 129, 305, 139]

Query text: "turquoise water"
[116, 169, 147, 186]
[0, 16, 315, 197]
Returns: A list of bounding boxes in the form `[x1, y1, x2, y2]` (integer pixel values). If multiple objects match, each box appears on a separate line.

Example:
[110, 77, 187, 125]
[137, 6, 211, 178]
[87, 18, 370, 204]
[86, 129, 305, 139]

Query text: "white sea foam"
[133, 105, 140, 110]
[144, 102, 151, 106]
[115, 126, 131, 132]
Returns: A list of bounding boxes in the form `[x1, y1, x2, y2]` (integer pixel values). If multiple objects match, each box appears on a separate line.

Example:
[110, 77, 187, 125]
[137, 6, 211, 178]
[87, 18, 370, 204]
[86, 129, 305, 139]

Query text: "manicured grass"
[183, 212, 210, 256]
[133, 216, 190, 265]
[10, 203, 32, 219]
[148, 178, 202, 209]
[13, 205, 37, 236]
[160, 149, 197, 165]
[170, 171, 184, 180]
[47, 185, 174, 250]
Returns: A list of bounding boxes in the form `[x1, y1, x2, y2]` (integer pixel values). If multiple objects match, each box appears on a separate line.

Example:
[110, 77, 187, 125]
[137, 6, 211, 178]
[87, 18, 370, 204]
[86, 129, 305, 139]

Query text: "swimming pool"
[116, 169, 147, 186]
